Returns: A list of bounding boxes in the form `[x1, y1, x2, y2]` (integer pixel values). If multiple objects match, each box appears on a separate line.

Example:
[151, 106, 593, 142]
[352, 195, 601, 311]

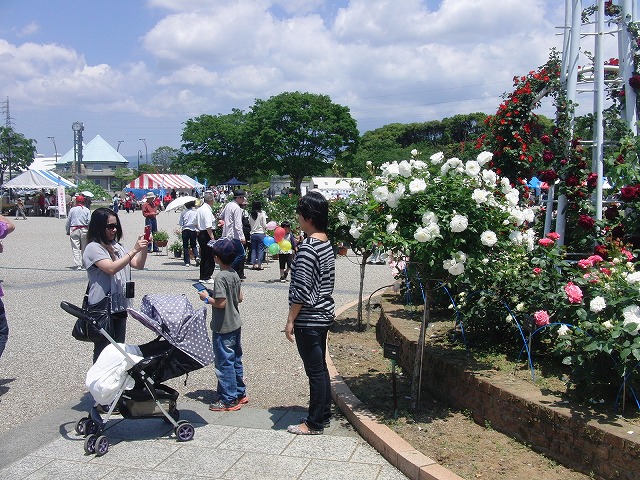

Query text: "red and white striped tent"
[126, 174, 202, 191]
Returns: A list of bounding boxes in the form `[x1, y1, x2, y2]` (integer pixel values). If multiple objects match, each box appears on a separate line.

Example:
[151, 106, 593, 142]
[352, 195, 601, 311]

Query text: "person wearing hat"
[197, 237, 247, 411]
[196, 190, 217, 283]
[65, 195, 91, 270]
[221, 189, 247, 279]
[142, 192, 160, 252]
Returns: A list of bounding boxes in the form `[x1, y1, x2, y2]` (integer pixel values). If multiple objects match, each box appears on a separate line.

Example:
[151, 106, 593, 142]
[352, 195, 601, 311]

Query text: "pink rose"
[538, 238, 554, 247]
[533, 267, 542, 275]
[533, 310, 550, 327]
[564, 282, 583, 304]
[577, 259, 593, 269]
[546, 232, 560, 240]
[622, 249, 633, 261]
[586, 255, 603, 264]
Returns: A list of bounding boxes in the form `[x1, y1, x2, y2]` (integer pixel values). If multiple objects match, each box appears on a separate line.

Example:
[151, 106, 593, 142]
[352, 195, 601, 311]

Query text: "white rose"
[557, 324, 571, 337]
[505, 189, 520, 206]
[386, 221, 398, 234]
[383, 162, 400, 177]
[385, 214, 393, 221]
[602, 320, 614, 329]
[422, 211, 438, 225]
[480, 230, 498, 247]
[414, 227, 429, 242]
[337, 211, 349, 226]
[430, 152, 444, 164]
[398, 160, 412, 177]
[626, 272, 640, 285]
[423, 222, 441, 240]
[482, 169, 497, 186]
[411, 148, 418, 156]
[589, 296, 606, 314]
[372, 186, 389, 202]
[472, 189, 490, 205]
[349, 224, 362, 239]
[477, 151, 493, 166]
[411, 160, 427, 170]
[366, 160, 372, 166]
[622, 305, 640, 334]
[409, 178, 427, 194]
[450, 214, 468, 233]
[465, 160, 481, 177]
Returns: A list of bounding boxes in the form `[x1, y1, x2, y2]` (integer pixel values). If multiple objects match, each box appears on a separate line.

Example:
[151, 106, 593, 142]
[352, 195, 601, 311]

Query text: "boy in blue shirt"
[198, 237, 247, 411]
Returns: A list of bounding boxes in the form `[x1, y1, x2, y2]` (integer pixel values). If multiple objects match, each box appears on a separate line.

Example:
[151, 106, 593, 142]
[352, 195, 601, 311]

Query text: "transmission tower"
[1, 97, 11, 129]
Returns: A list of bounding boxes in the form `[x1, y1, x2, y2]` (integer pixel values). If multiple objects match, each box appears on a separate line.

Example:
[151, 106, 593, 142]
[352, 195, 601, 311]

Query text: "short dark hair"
[296, 191, 328, 232]
[88, 207, 122, 244]
[185, 201, 196, 209]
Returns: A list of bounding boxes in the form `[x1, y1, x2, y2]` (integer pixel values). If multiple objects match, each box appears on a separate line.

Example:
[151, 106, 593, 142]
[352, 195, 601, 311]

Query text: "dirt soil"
[328, 304, 593, 480]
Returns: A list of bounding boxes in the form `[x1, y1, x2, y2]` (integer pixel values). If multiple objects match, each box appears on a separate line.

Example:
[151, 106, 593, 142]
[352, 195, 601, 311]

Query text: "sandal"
[287, 423, 323, 435]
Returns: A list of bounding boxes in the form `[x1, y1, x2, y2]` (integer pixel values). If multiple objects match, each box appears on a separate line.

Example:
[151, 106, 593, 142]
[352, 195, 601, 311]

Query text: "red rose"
[620, 185, 638, 202]
[604, 204, 619, 220]
[542, 150, 555, 163]
[629, 74, 640, 90]
[616, 154, 625, 164]
[586, 173, 598, 189]
[538, 169, 558, 182]
[578, 214, 595, 230]
[566, 175, 580, 187]
[540, 135, 551, 145]
[546, 232, 560, 240]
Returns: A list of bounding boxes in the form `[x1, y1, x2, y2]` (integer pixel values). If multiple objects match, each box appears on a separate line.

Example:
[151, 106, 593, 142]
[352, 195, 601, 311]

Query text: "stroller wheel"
[84, 434, 98, 455]
[175, 421, 195, 442]
[75, 417, 90, 435]
[94, 435, 109, 456]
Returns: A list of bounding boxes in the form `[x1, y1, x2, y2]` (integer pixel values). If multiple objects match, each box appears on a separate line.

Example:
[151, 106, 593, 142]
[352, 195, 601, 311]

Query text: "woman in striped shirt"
[285, 191, 336, 435]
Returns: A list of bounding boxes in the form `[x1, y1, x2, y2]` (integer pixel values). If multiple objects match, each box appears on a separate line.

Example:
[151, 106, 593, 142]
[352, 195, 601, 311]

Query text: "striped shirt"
[288, 237, 335, 329]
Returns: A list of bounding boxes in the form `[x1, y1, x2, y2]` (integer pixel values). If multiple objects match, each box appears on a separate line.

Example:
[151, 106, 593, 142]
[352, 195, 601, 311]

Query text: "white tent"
[2, 170, 76, 189]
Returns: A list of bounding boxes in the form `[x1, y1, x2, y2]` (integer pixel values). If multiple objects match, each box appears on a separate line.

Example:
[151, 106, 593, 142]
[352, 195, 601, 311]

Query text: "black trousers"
[198, 230, 215, 280]
[294, 327, 332, 430]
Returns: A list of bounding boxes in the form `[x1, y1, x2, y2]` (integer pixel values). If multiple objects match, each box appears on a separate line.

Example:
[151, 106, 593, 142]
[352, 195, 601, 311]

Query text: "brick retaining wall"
[375, 293, 640, 480]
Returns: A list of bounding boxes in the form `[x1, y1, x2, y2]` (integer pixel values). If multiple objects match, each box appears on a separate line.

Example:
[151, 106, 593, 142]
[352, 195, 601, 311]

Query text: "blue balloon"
[263, 236, 275, 246]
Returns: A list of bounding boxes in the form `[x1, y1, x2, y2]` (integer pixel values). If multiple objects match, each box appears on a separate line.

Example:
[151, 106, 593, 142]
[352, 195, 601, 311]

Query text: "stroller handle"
[60, 301, 90, 322]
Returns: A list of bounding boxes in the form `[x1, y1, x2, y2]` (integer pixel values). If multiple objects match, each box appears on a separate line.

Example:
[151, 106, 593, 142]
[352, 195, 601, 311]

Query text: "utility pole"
[2, 97, 13, 183]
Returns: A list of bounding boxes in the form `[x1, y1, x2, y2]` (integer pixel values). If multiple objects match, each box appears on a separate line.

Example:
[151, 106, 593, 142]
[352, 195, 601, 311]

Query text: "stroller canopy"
[128, 294, 214, 367]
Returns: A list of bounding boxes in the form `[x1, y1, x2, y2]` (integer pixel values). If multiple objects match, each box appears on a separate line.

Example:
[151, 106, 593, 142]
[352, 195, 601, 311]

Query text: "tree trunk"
[357, 252, 370, 330]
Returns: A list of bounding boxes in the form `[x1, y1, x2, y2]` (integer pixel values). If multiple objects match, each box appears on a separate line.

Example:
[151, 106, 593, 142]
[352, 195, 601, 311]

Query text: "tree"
[0, 127, 36, 183]
[180, 109, 252, 184]
[113, 167, 137, 191]
[247, 92, 359, 193]
[152, 146, 179, 173]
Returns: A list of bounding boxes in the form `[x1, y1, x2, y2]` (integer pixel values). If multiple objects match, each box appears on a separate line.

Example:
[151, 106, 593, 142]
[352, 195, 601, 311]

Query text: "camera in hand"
[125, 281, 135, 298]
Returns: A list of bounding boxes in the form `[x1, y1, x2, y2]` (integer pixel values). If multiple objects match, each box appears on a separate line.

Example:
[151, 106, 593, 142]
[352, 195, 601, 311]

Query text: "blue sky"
[1, 0, 603, 160]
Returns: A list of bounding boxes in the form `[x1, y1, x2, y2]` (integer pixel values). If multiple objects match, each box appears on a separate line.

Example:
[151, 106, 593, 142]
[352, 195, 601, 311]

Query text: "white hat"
[146, 192, 156, 199]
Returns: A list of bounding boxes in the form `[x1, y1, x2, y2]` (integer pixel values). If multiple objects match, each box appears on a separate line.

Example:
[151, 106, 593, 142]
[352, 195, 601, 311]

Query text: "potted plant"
[168, 240, 183, 258]
[152, 230, 169, 247]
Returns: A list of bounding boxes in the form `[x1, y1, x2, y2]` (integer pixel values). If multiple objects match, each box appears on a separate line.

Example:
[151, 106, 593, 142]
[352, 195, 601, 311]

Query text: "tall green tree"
[152, 146, 179, 173]
[179, 109, 250, 184]
[0, 127, 36, 183]
[247, 92, 359, 193]
[113, 167, 137, 190]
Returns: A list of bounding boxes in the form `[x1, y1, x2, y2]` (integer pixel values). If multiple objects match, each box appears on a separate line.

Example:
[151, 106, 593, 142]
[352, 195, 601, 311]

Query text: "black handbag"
[67, 284, 114, 342]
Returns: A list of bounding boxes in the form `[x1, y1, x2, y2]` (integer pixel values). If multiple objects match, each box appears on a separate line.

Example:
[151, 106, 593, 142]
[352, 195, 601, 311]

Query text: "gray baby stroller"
[61, 294, 213, 456]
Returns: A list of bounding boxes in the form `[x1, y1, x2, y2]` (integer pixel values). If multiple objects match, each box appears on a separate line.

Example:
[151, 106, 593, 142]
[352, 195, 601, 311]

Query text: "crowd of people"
[4, 185, 336, 436]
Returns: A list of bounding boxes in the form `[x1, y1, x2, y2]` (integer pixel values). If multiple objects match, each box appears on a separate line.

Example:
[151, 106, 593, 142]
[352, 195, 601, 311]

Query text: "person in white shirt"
[179, 200, 200, 267]
[65, 195, 91, 270]
[221, 189, 247, 280]
[196, 191, 216, 283]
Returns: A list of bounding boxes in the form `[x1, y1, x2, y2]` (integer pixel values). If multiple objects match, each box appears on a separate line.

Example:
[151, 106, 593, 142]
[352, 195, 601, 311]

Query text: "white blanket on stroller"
[86, 343, 144, 405]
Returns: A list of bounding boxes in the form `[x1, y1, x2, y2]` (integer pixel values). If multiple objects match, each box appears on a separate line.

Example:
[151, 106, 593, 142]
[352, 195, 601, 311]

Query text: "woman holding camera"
[83, 208, 148, 362]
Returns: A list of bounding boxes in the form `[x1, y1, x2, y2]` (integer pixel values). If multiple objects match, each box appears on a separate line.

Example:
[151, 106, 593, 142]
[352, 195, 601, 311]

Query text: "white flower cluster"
[414, 211, 441, 242]
[443, 251, 467, 276]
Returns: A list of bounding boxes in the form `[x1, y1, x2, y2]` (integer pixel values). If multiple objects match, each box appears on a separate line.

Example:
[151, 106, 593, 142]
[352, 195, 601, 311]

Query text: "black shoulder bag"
[69, 283, 114, 342]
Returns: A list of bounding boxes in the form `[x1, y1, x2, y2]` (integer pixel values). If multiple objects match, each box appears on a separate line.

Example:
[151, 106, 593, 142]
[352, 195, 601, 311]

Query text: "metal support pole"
[593, 1, 605, 221]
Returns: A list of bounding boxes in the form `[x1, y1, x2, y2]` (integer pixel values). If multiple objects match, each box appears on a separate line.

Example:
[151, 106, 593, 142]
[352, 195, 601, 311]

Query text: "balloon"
[274, 226, 285, 243]
[279, 240, 292, 251]
[263, 236, 275, 246]
[266, 220, 277, 230]
[268, 243, 280, 255]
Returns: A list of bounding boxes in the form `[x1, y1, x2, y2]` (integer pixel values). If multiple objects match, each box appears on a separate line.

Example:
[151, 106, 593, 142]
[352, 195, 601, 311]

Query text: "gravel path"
[0, 208, 394, 436]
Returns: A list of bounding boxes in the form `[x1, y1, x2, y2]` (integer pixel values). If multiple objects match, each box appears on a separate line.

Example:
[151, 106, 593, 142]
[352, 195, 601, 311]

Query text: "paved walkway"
[0, 208, 407, 479]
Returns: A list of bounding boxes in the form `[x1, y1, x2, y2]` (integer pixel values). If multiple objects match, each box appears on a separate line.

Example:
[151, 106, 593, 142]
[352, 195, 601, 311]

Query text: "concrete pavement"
[0, 208, 409, 479]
